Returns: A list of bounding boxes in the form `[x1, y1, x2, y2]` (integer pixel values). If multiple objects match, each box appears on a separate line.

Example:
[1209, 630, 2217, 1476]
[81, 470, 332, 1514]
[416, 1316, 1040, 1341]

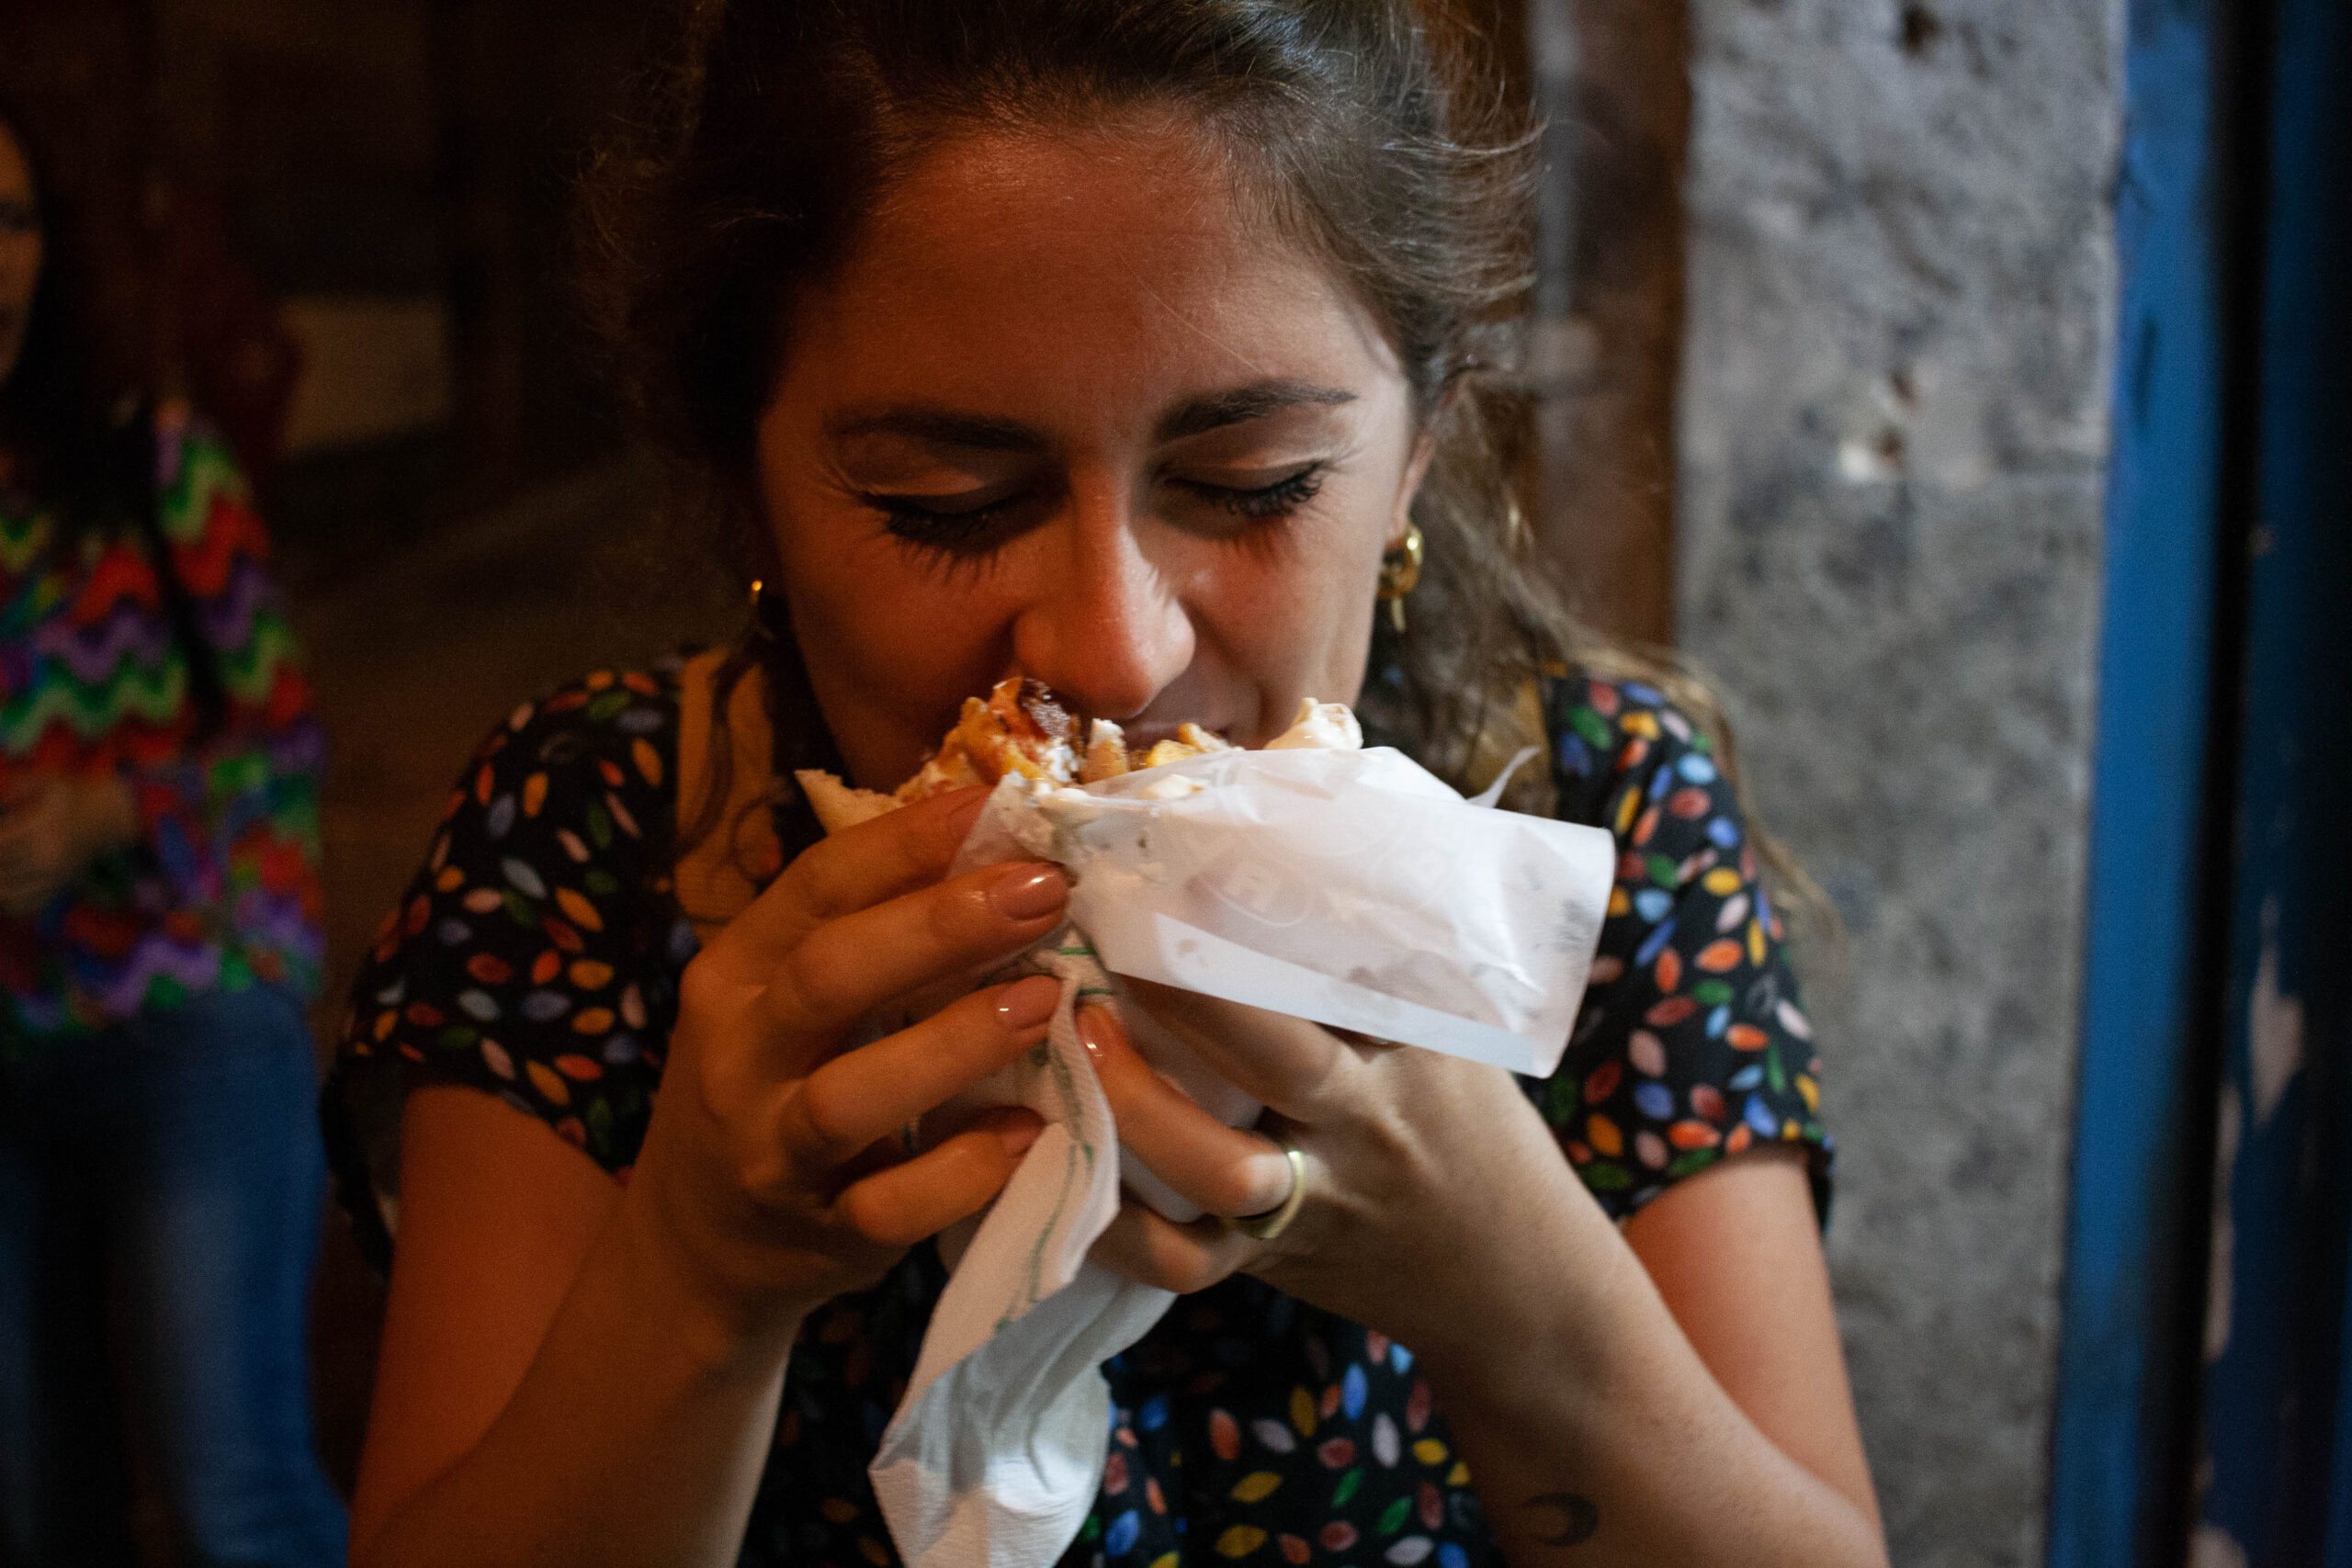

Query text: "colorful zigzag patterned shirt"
[0, 404, 324, 1050]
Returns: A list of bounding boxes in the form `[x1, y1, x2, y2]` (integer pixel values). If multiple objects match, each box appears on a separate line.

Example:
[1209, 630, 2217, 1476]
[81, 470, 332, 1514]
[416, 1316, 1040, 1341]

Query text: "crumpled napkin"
[865, 747, 1616, 1568]
[867, 928, 1175, 1568]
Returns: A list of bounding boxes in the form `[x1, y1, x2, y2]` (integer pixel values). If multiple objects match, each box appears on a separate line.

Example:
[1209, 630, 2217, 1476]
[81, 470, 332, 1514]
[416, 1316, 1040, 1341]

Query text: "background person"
[331, 4, 1884, 1565]
[0, 101, 345, 1565]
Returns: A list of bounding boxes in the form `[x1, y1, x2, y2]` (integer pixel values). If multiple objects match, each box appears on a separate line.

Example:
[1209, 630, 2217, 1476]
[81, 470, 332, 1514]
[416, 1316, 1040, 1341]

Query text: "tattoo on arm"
[1522, 1493, 1600, 1548]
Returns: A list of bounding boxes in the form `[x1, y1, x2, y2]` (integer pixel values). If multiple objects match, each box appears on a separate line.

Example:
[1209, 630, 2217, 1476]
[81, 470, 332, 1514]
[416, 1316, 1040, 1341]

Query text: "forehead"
[782, 119, 1397, 407]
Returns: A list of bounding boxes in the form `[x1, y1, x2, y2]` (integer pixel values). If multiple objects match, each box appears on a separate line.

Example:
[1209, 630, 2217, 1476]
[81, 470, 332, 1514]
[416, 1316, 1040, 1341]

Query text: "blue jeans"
[0, 985, 348, 1567]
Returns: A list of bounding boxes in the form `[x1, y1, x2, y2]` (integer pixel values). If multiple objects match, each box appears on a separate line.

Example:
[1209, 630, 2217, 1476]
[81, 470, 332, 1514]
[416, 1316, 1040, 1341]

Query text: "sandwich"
[797, 677, 1358, 835]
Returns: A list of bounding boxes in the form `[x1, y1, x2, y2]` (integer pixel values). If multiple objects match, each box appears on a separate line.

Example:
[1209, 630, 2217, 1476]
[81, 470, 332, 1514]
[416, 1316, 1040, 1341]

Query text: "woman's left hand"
[1082, 985, 1892, 1568]
[0, 773, 140, 919]
[1080, 982, 1607, 1364]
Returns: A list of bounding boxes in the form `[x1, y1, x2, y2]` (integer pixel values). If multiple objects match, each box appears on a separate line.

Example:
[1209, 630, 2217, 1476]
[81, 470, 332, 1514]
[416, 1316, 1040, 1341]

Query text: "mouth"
[1115, 720, 1193, 750]
[981, 672, 1239, 753]
[1110, 713, 1251, 752]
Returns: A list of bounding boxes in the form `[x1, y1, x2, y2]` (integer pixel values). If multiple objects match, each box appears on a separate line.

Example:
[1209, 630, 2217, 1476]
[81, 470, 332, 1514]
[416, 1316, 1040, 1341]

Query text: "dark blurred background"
[0, 0, 741, 1520]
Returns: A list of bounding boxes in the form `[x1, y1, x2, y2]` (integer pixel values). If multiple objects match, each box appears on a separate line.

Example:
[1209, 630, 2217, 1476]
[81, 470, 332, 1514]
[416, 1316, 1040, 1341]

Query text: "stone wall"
[1675, 2, 2122, 1562]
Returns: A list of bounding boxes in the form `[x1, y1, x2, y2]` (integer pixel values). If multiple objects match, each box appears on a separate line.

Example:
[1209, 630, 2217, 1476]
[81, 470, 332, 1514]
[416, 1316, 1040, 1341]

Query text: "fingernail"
[1000, 1117, 1044, 1156]
[995, 975, 1060, 1029]
[1076, 1003, 1127, 1059]
[989, 863, 1069, 921]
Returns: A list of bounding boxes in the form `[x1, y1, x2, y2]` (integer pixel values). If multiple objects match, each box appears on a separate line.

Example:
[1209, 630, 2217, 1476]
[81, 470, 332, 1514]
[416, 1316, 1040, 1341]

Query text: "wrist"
[612, 1183, 811, 1380]
[1400, 1182, 1635, 1404]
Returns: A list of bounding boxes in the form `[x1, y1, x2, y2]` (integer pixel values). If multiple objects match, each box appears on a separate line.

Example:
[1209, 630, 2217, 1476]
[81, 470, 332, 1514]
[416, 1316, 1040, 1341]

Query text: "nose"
[1012, 491, 1194, 721]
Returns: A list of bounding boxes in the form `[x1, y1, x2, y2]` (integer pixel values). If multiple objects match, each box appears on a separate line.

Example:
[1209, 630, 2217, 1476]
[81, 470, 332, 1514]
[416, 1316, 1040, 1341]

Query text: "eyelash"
[1182, 465, 1328, 518]
[868, 464, 1329, 556]
[872, 500, 1014, 556]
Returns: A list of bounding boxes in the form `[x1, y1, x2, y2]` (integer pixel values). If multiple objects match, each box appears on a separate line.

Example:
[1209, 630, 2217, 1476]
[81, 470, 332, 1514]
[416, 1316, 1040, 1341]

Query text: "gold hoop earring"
[1376, 525, 1424, 634]
[748, 577, 788, 637]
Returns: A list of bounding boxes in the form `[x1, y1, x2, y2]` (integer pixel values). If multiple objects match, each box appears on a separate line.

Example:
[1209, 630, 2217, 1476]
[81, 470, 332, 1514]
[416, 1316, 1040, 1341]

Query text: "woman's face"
[757, 119, 1430, 790]
[0, 125, 42, 389]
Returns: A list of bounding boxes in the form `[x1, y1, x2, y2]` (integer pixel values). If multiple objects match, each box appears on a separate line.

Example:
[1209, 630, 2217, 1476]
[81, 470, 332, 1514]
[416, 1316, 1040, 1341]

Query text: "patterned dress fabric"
[331, 662, 1828, 1568]
[0, 407, 325, 1050]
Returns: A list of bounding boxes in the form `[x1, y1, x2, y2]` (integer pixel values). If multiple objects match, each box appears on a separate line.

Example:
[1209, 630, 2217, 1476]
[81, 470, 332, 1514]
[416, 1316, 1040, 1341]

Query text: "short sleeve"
[328, 668, 696, 1262]
[1526, 673, 1831, 1223]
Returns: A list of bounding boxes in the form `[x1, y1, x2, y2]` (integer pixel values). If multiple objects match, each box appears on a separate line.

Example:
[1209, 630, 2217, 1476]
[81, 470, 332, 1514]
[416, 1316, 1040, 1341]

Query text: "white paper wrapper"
[959, 744, 1615, 1077]
[866, 744, 1615, 1568]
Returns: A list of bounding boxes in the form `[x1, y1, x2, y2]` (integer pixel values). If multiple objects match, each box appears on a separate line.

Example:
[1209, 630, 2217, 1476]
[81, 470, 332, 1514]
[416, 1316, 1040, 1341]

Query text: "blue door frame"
[2049, 0, 2241, 1555]
[2197, 0, 2352, 1558]
[2051, 0, 2352, 1561]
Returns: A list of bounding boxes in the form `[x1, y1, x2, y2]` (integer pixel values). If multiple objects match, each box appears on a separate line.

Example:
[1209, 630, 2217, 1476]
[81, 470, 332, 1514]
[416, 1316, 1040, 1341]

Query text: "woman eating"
[331, 4, 1887, 1564]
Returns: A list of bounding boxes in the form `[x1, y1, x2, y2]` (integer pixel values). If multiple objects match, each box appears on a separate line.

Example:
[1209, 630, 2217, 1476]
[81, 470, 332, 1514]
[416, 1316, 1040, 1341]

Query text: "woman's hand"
[0, 772, 140, 919]
[1082, 987, 1889, 1568]
[614, 787, 1071, 1356]
[1079, 985, 1596, 1362]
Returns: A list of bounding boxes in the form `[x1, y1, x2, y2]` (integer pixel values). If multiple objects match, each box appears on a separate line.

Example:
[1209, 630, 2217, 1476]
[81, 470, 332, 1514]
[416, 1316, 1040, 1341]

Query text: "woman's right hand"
[615, 787, 1066, 1350]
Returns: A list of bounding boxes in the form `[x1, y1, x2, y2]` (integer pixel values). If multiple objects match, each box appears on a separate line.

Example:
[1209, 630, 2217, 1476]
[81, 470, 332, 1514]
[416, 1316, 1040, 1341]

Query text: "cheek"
[1182, 502, 1388, 702]
[769, 498, 1020, 721]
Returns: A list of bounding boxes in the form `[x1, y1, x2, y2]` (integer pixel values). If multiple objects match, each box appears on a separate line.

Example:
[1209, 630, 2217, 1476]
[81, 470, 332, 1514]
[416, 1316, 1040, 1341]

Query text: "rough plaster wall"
[1675, 2, 2122, 1562]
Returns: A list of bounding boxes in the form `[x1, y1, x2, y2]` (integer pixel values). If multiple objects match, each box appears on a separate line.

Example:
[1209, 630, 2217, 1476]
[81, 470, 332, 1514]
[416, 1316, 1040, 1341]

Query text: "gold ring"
[1223, 1132, 1306, 1241]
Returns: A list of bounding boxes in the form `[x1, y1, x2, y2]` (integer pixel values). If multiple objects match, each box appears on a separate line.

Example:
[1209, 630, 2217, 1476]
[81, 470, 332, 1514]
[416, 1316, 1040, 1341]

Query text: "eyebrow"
[1153, 379, 1358, 442]
[824, 407, 1044, 452]
[822, 379, 1358, 453]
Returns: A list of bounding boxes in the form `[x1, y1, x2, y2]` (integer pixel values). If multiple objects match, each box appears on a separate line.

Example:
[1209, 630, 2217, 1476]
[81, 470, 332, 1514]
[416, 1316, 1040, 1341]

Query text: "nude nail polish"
[996, 975, 1059, 1029]
[989, 864, 1068, 920]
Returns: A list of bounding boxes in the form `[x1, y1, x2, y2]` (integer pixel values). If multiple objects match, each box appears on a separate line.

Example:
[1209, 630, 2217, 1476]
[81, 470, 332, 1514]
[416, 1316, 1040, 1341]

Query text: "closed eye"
[861, 489, 1031, 556]
[1169, 463, 1329, 519]
[859, 460, 1331, 560]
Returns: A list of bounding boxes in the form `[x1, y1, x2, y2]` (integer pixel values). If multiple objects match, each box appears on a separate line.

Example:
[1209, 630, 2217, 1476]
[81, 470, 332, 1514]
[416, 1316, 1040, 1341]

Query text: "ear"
[1390, 408, 1445, 547]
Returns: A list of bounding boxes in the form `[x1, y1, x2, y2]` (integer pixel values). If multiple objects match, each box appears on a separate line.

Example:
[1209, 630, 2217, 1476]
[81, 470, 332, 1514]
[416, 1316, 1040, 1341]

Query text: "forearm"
[353, 1206, 802, 1568]
[1417, 1217, 1886, 1568]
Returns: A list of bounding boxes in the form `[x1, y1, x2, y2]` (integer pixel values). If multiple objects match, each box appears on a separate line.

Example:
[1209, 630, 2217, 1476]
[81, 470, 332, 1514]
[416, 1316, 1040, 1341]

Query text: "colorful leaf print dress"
[329, 661, 1830, 1568]
[0, 406, 325, 1049]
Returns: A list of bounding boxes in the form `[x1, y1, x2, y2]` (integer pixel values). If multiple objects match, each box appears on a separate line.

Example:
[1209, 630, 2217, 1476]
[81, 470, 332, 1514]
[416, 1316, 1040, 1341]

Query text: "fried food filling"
[797, 681, 1350, 835]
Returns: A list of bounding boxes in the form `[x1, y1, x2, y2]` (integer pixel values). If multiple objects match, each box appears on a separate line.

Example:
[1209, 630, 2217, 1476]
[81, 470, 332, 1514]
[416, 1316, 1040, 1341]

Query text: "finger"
[784, 974, 1061, 1164]
[834, 1110, 1045, 1249]
[755, 861, 1069, 1056]
[1080, 1006, 1294, 1219]
[1119, 978, 1350, 1119]
[1086, 1200, 1253, 1296]
[710, 787, 990, 968]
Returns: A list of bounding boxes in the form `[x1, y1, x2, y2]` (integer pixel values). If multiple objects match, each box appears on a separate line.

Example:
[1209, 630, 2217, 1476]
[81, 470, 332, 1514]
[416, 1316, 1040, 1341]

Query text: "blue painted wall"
[2050, 0, 2235, 1559]
[2054, 0, 2352, 1558]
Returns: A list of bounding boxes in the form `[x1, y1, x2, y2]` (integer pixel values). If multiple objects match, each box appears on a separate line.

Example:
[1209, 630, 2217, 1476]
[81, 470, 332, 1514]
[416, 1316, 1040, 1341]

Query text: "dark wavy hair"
[579, 0, 1826, 941]
[0, 97, 130, 532]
